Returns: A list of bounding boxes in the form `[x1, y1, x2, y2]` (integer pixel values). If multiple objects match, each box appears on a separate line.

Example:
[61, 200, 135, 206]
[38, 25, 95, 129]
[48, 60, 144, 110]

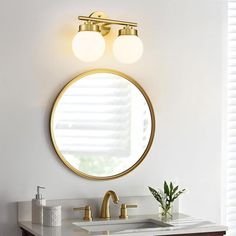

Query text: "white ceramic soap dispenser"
[32, 186, 46, 224]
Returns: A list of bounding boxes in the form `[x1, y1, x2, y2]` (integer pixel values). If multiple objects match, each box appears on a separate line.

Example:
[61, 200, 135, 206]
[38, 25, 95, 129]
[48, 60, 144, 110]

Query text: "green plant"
[148, 181, 186, 217]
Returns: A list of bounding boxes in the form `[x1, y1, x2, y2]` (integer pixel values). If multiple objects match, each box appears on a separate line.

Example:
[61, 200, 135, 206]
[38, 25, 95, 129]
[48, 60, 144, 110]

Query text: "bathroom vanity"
[19, 214, 226, 236]
[18, 195, 226, 236]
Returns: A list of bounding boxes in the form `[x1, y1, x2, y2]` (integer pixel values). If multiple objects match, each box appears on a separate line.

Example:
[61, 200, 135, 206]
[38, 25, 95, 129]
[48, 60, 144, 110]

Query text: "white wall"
[0, 0, 225, 235]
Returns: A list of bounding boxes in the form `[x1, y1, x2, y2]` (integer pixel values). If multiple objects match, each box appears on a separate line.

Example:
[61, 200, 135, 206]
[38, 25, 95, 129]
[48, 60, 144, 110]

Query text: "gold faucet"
[100, 190, 119, 219]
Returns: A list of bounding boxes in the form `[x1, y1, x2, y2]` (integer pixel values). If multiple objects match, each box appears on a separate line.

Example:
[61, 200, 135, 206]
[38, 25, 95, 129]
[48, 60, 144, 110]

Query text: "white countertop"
[18, 213, 227, 236]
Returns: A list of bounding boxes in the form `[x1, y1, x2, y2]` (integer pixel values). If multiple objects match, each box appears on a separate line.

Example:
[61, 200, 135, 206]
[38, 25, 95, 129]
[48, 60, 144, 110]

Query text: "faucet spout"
[100, 190, 119, 219]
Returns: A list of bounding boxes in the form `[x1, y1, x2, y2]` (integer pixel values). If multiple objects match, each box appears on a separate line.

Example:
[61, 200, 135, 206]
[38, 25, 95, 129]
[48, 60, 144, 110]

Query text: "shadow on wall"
[0, 201, 20, 236]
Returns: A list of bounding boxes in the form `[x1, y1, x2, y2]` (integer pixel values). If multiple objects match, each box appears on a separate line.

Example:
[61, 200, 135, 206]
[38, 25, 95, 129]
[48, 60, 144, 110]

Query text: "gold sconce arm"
[78, 16, 138, 27]
[77, 12, 138, 36]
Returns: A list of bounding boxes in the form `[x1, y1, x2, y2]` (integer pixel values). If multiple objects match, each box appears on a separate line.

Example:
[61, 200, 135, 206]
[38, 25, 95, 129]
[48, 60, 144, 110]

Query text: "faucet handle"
[119, 204, 138, 219]
[73, 205, 93, 221]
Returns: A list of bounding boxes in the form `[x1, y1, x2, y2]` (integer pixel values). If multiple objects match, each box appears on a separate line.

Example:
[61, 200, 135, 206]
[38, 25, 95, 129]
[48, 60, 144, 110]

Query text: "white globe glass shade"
[113, 35, 143, 64]
[72, 31, 105, 62]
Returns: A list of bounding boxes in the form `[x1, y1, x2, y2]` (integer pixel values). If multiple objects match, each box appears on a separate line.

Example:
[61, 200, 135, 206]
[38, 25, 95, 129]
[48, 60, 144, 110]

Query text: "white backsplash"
[18, 196, 179, 222]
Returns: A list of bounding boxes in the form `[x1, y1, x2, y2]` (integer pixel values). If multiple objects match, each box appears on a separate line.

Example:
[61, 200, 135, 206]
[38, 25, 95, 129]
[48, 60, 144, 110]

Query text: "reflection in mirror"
[51, 70, 155, 180]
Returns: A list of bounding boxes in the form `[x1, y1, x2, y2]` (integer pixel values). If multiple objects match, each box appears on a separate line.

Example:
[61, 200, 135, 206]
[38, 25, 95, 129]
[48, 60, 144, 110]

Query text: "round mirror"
[50, 69, 155, 180]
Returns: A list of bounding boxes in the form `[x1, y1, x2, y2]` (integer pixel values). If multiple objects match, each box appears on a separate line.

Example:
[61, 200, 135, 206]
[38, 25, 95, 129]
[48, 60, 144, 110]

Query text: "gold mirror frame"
[50, 69, 155, 180]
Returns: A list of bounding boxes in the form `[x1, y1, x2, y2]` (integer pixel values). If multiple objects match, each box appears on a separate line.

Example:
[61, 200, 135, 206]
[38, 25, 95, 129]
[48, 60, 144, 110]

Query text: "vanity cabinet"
[175, 233, 225, 236]
[20, 228, 226, 236]
[21, 228, 34, 236]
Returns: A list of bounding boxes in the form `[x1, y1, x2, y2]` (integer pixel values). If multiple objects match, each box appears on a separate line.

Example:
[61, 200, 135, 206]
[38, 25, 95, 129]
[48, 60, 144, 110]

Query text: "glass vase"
[158, 205, 173, 220]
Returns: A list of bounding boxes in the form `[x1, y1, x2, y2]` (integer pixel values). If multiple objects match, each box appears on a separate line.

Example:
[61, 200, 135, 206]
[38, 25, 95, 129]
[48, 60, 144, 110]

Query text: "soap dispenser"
[32, 186, 46, 224]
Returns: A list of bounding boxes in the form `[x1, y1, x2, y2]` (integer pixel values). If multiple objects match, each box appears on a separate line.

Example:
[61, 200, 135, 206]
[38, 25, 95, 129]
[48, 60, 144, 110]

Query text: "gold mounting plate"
[89, 11, 111, 36]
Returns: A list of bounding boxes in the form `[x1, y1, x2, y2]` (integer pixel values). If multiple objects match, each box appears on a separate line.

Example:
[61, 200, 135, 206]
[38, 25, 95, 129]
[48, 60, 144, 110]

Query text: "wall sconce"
[72, 11, 143, 64]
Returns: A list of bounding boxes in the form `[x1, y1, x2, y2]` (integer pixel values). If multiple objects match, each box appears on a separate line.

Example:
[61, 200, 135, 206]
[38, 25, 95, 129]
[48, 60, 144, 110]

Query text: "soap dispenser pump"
[32, 186, 46, 224]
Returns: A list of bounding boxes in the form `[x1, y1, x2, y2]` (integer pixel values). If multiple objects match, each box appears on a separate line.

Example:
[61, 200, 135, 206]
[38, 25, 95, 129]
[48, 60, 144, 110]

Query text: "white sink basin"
[73, 218, 172, 234]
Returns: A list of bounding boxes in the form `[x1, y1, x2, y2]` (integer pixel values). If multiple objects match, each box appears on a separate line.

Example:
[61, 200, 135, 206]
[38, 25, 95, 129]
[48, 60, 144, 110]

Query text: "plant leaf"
[148, 186, 164, 207]
[164, 181, 169, 196]
[169, 182, 174, 201]
[172, 189, 186, 202]
[172, 185, 179, 195]
[170, 182, 173, 193]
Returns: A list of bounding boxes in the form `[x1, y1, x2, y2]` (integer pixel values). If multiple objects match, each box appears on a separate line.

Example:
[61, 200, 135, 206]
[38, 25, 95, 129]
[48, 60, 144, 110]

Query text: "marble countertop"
[18, 213, 227, 236]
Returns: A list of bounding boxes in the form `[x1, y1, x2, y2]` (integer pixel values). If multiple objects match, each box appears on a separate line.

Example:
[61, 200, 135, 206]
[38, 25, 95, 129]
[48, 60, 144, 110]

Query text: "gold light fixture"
[72, 12, 143, 64]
